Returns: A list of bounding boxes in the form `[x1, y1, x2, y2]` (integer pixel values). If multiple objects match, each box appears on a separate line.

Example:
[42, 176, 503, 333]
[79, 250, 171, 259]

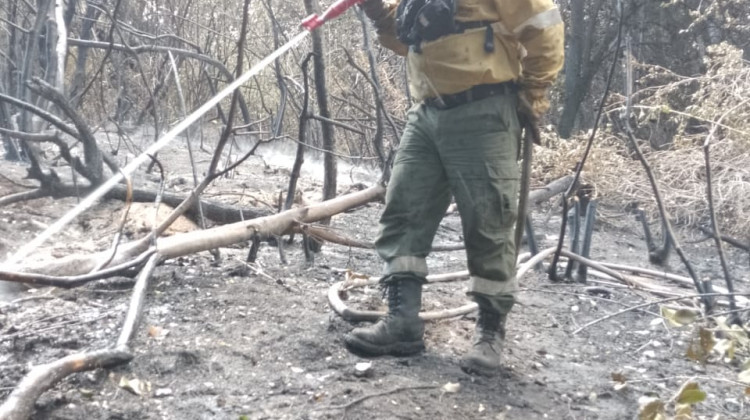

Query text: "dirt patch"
[1, 144, 749, 419]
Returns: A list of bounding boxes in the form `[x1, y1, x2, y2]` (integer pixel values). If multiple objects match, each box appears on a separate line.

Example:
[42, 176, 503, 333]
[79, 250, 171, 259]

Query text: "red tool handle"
[301, 0, 366, 31]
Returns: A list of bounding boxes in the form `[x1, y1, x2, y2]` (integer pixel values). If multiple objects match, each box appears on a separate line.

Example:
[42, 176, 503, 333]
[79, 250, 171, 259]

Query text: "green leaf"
[677, 389, 706, 405]
[674, 381, 706, 405]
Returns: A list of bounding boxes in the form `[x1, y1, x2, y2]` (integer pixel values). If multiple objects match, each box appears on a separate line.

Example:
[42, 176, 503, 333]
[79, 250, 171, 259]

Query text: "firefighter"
[345, 0, 564, 375]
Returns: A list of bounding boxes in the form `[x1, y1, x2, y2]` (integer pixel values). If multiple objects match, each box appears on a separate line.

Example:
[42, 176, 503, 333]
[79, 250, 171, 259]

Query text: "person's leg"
[345, 105, 451, 357]
[436, 94, 521, 374]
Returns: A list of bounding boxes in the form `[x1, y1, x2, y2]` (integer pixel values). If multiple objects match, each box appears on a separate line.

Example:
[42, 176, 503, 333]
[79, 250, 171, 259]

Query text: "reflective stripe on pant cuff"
[384, 256, 428, 276]
[468, 275, 519, 296]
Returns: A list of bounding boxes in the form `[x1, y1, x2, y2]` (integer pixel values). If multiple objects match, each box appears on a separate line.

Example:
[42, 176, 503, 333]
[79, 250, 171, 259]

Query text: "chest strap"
[413, 20, 496, 53]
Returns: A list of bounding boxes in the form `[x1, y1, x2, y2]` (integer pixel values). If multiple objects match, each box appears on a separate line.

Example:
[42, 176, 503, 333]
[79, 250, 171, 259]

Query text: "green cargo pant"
[375, 93, 520, 303]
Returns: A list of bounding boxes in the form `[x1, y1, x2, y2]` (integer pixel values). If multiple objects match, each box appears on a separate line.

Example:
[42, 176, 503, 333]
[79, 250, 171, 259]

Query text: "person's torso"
[406, 0, 523, 101]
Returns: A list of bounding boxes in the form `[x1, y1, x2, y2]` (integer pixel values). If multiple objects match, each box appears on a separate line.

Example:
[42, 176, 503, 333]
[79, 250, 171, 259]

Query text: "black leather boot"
[344, 274, 425, 357]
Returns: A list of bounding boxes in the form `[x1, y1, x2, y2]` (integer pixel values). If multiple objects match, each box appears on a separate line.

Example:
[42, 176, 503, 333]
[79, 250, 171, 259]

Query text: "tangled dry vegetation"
[536, 44, 750, 239]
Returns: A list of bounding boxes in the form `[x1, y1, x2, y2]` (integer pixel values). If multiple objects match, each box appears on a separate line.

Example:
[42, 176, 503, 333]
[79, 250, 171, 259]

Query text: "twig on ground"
[0, 312, 113, 343]
[327, 385, 438, 412]
[521, 287, 662, 318]
[92, 170, 134, 273]
[697, 226, 750, 252]
[0, 173, 36, 189]
[117, 252, 161, 347]
[3, 290, 56, 307]
[571, 293, 750, 335]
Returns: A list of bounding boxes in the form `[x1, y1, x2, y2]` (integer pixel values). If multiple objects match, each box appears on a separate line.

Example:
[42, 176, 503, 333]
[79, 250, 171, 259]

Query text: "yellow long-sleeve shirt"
[362, 0, 565, 102]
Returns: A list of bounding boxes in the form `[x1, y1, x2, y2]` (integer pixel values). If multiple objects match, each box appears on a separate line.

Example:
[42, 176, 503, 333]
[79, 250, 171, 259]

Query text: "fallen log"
[298, 225, 465, 252]
[6, 184, 386, 279]
[0, 182, 272, 224]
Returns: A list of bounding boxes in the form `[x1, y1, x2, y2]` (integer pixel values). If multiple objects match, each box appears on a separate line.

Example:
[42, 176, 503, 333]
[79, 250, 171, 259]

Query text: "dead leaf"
[345, 269, 370, 281]
[713, 339, 735, 361]
[78, 388, 95, 398]
[638, 396, 666, 420]
[148, 326, 163, 338]
[118, 377, 151, 396]
[686, 328, 716, 364]
[611, 372, 627, 383]
[673, 403, 693, 420]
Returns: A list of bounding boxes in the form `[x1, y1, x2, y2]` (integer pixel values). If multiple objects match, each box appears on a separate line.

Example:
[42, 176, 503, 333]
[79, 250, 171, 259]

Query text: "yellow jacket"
[362, 0, 564, 103]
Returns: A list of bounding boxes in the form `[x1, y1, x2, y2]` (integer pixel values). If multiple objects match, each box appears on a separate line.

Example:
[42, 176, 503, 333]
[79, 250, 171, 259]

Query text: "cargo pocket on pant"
[485, 162, 519, 229]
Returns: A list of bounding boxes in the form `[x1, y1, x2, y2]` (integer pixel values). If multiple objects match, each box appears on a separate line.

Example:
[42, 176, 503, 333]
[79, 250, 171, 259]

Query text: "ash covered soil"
[1, 137, 749, 420]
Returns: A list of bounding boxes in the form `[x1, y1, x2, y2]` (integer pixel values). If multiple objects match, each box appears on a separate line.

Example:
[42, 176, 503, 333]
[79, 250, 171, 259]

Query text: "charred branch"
[65, 39, 252, 123]
[27, 78, 104, 184]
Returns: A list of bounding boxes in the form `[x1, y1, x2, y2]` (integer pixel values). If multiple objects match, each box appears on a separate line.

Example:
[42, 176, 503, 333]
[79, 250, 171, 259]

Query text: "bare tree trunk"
[558, 0, 585, 138]
[53, 0, 67, 92]
[356, 8, 386, 168]
[19, 0, 52, 132]
[69, 2, 100, 106]
[265, 0, 288, 138]
[303, 0, 338, 216]
[285, 54, 314, 211]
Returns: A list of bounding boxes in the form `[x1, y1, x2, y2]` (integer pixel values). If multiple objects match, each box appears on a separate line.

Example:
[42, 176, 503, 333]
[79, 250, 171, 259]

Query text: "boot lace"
[475, 310, 501, 347]
[379, 279, 400, 321]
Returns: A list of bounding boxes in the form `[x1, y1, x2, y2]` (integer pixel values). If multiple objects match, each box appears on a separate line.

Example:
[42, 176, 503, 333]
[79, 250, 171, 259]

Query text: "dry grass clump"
[534, 43, 750, 240]
[534, 132, 750, 239]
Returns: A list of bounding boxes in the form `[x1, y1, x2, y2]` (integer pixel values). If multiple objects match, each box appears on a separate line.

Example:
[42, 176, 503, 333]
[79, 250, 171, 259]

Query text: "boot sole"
[344, 334, 425, 357]
[460, 358, 501, 376]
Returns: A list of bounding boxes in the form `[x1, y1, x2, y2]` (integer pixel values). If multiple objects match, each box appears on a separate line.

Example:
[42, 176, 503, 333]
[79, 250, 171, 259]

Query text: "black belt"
[424, 82, 518, 110]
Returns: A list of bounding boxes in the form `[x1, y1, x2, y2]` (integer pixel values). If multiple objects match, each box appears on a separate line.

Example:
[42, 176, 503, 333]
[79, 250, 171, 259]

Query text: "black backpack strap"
[455, 20, 496, 53]
[484, 24, 495, 53]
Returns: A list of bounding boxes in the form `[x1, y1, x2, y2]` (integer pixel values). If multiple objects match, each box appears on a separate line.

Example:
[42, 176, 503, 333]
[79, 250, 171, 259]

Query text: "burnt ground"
[1, 137, 750, 420]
